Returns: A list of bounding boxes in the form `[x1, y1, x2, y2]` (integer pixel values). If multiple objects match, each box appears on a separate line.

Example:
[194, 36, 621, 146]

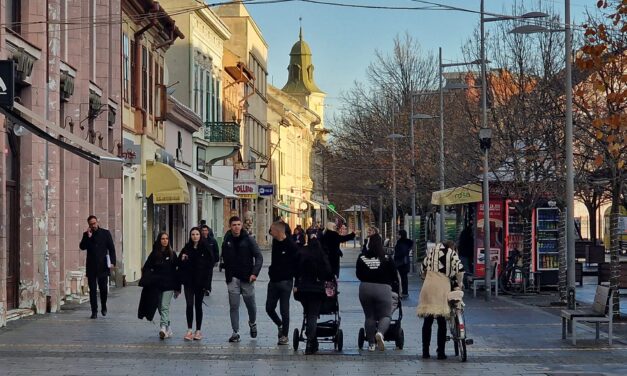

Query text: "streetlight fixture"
[509, 1, 576, 292]
[479, 127, 493, 299]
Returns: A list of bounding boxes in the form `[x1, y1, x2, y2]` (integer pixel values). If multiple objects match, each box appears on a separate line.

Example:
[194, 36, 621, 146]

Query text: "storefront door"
[5, 130, 20, 310]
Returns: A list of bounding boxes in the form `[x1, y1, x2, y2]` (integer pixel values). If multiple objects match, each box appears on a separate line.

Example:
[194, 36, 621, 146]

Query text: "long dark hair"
[152, 232, 175, 259]
[184, 227, 202, 249]
[367, 233, 385, 259]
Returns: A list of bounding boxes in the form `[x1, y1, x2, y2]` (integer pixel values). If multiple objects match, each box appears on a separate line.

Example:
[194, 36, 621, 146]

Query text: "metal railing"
[203, 122, 240, 143]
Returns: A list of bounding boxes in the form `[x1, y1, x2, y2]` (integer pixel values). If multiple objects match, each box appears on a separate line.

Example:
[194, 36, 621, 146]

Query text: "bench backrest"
[592, 285, 612, 315]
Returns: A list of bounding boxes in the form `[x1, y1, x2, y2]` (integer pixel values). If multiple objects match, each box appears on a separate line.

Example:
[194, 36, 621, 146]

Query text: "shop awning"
[273, 202, 299, 214]
[176, 167, 237, 199]
[431, 183, 482, 206]
[0, 103, 123, 177]
[305, 198, 326, 210]
[146, 162, 190, 204]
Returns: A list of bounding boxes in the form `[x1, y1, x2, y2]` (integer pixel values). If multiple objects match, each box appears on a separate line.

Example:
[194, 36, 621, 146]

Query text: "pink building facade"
[0, 0, 122, 326]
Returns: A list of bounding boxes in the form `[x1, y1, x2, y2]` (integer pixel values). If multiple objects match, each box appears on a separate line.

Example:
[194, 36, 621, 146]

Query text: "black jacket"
[394, 238, 413, 267]
[140, 249, 180, 291]
[79, 228, 116, 278]
[356, 253, 398, 288]
[203, 236, 220, 266]
[268, 237, 298, 282]
[221, 231, 263, 283]
[178, 241, 214, 289]
[321, 230, 355, 277]
[294, 240, 333, 294]
[137, 286, 160, 321]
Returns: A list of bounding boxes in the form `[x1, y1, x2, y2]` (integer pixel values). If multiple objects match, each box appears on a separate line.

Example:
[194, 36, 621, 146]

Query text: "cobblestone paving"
[1, 247, 626, 375]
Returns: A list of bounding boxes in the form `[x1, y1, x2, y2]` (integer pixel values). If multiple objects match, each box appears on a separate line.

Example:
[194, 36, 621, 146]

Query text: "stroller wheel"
[293, 329, 299, 351]
[395, 328, 404, 350]
[336, 329, 343, 352]
[357, 328, 365, 350]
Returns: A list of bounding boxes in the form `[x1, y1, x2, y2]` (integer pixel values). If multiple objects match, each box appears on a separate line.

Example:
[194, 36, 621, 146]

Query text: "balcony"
[204, 122, 240, 143]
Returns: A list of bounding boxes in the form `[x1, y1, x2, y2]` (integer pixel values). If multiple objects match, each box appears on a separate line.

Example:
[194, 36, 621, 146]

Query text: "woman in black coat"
[321, 222, 355, 278]
[293, 234, 333, 355]
[138, 232, 180, 339]
[178, 227, 214, 341]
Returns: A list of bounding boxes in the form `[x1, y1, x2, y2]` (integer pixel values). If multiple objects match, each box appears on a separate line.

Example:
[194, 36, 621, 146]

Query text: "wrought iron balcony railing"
[204, 122, 240, 143]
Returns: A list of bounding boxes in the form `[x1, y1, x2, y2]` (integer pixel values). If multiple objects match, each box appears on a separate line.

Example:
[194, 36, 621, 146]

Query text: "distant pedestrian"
[356, 232, 398, 352]
[293, 234, 333, 355]
[394, 230, 413, 298]
[79, 215, 116, 319]
[200, 224, 220, 295]
[321, 222, 355, 278]
[266, 221, 298, 345]
[221, 216, 263, 343]
[417, 241, 464, 360]
[292, 225, 305, 247]
[457, 221, 474, 276]
[178, 227, 214, 341]
[138, 232, 180, 339]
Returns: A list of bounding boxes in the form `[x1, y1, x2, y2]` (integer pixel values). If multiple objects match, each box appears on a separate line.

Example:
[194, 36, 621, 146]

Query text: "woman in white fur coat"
[417, 240, 464, 359]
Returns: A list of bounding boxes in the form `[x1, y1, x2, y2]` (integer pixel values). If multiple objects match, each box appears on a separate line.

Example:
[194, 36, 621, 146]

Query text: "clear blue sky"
[243, 0, 594, 124]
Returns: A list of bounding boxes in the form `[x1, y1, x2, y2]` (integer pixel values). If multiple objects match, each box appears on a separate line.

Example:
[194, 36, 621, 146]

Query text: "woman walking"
[293, 234, 333, 355]
[356, 231, 398, 351]
[178, 227, 214, 341]
[139, 232, 180, 338]
[417, 241, 464, 359]
[320, 222, 355, 278]
[394, 230, 413, 298]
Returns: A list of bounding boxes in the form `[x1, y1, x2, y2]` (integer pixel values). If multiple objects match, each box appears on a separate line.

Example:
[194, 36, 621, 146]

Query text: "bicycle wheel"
[455, 316, 467, 362]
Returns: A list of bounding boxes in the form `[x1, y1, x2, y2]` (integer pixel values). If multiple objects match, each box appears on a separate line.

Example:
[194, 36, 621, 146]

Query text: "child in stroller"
[293, 279, 344, 352]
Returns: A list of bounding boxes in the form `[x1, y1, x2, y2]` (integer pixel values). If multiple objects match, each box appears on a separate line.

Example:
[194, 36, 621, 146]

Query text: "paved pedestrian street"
[1, 248, 626, 376]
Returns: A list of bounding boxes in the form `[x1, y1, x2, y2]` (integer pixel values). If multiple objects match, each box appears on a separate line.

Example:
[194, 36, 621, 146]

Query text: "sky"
[240, 0, 595, 125]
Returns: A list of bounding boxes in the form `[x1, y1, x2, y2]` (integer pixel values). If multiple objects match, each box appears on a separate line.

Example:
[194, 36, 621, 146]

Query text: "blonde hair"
[326, 222, 337, 232]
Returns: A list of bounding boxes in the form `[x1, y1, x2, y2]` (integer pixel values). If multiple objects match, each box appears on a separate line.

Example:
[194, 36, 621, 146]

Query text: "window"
[141, 46, 148, 110]
[212, 76, 217, 122]
[148, 53, 153, 115]
[197, 146, 206, 172]
[122, 34, 130, 102]
[6, 0, 22, 34]
[130, 40, 136, 106]
[205, 75, 211, 122]
[216, 80, 222, 122]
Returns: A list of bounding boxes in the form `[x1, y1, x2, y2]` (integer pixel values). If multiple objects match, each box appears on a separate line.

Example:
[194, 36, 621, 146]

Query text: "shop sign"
[0, 60, 15, 107]
[258, 185, 274, 196]
[234, 168, 257, 198]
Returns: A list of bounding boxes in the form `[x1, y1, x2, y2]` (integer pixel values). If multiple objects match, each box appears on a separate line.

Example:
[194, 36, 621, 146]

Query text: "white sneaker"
[159, 326, 167, 339]
[166, 326, 173, 338]
[375, 332, 385, 351]
[368, 344, 376, 352]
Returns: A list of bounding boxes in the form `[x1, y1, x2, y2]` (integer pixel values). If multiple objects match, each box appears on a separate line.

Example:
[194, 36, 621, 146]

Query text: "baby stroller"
[293, 279, 344, 352]
[357, 291, 404, 350]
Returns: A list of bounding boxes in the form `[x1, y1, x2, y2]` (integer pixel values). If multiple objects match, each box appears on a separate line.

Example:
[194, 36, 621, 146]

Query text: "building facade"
[215, 2, 271, 245]
[0, 0, 123, 326]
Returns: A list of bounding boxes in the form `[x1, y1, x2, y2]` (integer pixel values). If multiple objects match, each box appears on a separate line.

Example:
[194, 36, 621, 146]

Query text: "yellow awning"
[431, 183, 482, 206]
[146, 162, 190, 204]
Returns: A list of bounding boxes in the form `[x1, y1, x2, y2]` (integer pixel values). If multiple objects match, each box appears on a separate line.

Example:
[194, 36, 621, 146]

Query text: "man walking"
[221, 216, 263, 343]
[79, 215, 116, 319]
[266, 221, 297, 345]
[200, 224, 219, 295]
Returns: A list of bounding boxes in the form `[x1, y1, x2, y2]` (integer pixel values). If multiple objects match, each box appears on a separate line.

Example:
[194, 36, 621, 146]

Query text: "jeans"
[158, 290, 175, 328]
[297, 292, 323, 344]
[397, 264, 410, 296]
[227, 277, 257, 333]
[184, 285, 204, 330]
[266, 280, 293, 337]
[88, 275, 108, 313]
[358, 282, 392, 344]
[422, 315, 447, 355]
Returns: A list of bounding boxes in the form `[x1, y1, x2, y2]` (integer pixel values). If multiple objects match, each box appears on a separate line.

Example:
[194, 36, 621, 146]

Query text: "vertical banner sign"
[0, 60, 15, 107]
[475, 200, 504, 278]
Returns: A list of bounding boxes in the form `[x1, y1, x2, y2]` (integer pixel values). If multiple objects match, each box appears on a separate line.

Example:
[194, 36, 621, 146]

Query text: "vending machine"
[535, 207, 560, 285]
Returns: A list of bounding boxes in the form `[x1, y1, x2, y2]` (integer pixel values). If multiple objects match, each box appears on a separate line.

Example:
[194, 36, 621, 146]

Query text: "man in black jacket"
[200, 224, 219, 295]
[79, 215, 116, 319]
[221, 216, 263, 343]
[266, 221, 297, 345]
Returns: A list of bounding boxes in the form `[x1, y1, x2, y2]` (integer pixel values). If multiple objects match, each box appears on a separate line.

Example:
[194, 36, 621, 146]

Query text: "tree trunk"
[418, 212, 428, 261]
[522, 217, 533, 287]
[609, 189, 621, 318]
[585, 202, 598, 244]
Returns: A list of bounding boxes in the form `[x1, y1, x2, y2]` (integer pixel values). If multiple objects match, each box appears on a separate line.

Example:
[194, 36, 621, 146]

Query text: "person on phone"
[138, 232, 180, 339]
[221, 216, 263, 343]
[178, 227, 214, 341]
[79, 215, 116, 319]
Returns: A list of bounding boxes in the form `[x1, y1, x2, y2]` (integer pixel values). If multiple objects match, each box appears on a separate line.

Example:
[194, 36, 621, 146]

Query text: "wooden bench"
[598, 262, 627, 289]
[561, 285, 614, 345]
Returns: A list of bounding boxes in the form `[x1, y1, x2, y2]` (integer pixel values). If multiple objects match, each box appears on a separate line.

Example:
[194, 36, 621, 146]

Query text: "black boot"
[422, 348, 431, 359]
[305, 340, 317, 355]
[437, 352, 447, 360]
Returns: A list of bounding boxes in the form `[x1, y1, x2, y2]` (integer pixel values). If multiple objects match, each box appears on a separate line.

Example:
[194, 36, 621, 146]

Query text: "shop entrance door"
[5, 131, 20, 310]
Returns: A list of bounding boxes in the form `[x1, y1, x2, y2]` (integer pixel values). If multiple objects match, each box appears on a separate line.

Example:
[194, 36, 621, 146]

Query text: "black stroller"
[293, 280, 344, 352]
[357, 292, 405, 350]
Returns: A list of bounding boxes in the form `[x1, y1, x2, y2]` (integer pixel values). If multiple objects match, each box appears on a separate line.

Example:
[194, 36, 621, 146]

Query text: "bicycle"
[446, 290, 472, 362]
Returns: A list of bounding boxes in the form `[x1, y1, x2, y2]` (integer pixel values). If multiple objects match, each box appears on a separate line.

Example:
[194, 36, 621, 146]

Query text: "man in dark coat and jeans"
[266, 221, 297, 345]
[79, 215, 116, 319]
[221, 216, 263, 343]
